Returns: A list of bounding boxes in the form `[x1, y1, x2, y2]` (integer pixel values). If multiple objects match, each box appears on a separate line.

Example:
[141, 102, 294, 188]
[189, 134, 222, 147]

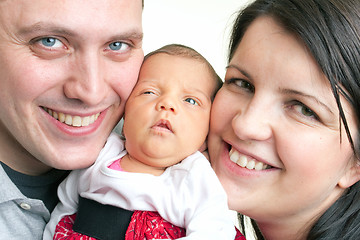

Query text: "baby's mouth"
[42, 107, 100, 127]
[229, 147, 271, 170]
[152, 119, 173, 132]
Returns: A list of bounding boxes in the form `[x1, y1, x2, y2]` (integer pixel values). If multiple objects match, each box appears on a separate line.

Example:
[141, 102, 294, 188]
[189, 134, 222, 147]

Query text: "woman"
[208, 0, 360, 239]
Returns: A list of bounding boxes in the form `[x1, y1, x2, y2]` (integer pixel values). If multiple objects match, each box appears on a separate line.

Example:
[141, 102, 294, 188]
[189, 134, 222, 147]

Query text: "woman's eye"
[293, 103, 318, 119]
[228, 78, 255, 93]
[185, 98, 199, 106]
[38, 37, 64, 48]
[108, 41, 130, 52]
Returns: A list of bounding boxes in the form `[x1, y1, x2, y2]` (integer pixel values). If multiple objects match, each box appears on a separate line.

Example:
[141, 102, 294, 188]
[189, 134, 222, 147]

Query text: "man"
[0, 0, 144, 239]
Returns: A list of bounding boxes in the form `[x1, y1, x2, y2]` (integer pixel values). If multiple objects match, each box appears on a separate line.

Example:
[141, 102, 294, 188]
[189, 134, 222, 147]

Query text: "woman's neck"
[254, 211, 318, 240]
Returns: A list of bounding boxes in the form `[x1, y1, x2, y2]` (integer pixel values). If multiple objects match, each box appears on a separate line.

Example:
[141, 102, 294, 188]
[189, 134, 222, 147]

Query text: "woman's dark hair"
[229, 0, 360, 239]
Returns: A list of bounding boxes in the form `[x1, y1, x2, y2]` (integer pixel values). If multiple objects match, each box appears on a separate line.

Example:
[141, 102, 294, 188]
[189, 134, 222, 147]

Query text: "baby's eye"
[108, 41, 130, 52]
[185, 98, 199, 106]
[143, 91, 155, 95]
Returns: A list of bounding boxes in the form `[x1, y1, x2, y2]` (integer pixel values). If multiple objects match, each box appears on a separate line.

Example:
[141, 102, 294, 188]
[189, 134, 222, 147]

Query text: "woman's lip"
[224, 141, 279, 170]
[230, 147, 270, 170]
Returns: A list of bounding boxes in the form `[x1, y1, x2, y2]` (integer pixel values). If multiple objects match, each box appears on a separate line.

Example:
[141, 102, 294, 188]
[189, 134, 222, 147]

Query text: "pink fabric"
[108, 158, 124, 171]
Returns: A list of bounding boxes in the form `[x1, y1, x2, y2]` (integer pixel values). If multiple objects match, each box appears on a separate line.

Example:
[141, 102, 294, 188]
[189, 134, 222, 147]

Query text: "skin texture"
[122, 53, 216, 176]
[0, 0, 144, 175]
[209, 17, 360, 239]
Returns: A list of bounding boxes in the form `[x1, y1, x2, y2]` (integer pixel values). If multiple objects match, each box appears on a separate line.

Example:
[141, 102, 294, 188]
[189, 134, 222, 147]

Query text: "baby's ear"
[338, 159, 360, 189]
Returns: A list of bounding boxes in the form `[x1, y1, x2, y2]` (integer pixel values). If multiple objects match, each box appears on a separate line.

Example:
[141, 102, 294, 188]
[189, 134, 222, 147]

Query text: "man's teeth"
[43, 108, 100, 127]
[229, 147, 269, 170]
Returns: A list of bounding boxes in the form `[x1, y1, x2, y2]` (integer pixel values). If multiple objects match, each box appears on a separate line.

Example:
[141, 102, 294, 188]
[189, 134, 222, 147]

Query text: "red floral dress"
[53, 211, 246, 240]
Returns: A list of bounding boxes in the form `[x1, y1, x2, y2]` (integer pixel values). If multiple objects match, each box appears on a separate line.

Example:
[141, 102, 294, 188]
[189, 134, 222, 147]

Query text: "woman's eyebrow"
[226, 64, 252, 80]
[226, 64, 334, 114]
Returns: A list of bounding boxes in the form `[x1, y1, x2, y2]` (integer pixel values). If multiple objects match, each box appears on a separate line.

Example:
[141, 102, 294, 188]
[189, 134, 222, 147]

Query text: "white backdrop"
[142, 0, 254, 79]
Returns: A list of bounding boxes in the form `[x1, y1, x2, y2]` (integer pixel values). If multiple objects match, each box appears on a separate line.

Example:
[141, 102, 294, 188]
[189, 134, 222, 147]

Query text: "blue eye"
[40, 37, 62, 48]
[41, 38, 55, 47]
[30, 36, 68, 58]
[108, 41, 129, 51]
[185, 98, 198, 105]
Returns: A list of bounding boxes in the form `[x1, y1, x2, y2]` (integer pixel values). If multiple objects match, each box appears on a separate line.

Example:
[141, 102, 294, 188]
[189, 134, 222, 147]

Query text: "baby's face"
[123, 53, 215, 168]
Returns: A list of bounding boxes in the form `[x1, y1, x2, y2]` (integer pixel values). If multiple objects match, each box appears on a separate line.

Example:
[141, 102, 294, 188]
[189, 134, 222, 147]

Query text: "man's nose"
[63, 51, 109, 106]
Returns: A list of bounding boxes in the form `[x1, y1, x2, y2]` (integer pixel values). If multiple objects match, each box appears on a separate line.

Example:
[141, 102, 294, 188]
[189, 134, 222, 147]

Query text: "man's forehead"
[0, 0, 143, 28]
[0, 0, 143, 45]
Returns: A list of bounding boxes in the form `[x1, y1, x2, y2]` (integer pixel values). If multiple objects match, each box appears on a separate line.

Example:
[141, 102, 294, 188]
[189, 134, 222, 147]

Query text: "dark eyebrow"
[280, 88, 334, 115]
[226, 64, 252, 80]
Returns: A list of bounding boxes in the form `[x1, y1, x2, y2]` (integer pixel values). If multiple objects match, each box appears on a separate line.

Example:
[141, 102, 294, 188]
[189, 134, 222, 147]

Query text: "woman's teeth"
[43, 107, 100, 127]
[229, 147, 269, 170]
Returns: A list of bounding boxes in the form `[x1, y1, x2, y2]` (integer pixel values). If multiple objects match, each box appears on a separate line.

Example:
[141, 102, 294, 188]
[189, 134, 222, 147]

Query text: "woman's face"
[209, 16, 359, 231]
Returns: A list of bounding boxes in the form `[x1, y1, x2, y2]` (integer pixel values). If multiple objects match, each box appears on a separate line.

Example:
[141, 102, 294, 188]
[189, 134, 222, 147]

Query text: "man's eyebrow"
[112, 30, 143, 41]
[18, 22, 78, 37]
[18, 22, 143, 41]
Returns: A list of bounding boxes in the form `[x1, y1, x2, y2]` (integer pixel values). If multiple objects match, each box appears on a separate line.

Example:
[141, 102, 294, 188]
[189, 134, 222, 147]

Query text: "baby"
[44, 44, 236, 240]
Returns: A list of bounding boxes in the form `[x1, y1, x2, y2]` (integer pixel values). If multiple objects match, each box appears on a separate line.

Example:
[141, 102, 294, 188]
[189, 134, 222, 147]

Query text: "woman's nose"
[232, 99, 273, 141]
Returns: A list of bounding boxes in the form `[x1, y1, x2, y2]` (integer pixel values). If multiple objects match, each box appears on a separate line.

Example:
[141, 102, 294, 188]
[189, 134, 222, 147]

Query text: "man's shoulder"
[0, 163, 23, 202]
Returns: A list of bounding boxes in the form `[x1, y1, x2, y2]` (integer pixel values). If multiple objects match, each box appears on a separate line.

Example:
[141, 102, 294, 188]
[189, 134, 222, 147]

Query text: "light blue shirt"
[0, 165, 50, 240]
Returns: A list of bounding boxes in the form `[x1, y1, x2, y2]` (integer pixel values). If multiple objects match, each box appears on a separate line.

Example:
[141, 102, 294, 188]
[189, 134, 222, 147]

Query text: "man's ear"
[338, 159, 360, 189]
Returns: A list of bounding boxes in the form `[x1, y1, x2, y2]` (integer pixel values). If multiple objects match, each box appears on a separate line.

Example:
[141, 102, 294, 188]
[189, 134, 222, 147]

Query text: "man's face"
[0, 0, 144, 175]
